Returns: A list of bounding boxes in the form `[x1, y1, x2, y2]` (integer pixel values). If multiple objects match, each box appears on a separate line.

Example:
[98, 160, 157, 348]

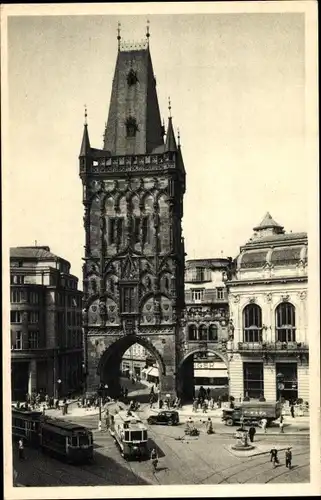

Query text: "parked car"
[147, 410, 179, 426]
[222, 401, 282, 427]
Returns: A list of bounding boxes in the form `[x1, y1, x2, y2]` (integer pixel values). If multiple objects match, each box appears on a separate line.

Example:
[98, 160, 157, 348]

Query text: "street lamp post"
[56, 379, 62, 401]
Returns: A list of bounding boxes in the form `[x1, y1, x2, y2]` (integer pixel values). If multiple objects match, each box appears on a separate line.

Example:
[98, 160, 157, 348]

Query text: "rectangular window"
[11, 311, 22, 323]
[28, 331, 39, 349]
[216, 288, 225, 300]
[108, 218, 117, 244]
[12, 331, 22, 350]
[191, 289, 204, 302]
[243, 362, 264, 399]
[29, 291, 39, 304]
[196, 268, 205, 281]
[11, 290, 25, 303]
[10, 275, 25, 285]
[28, 311, 39, 323]
[243, 329, 263, 343]
[121, 286, 136, 313]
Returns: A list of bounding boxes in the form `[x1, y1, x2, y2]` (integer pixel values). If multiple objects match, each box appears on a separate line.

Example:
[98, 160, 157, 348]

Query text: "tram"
[12, 408, 43, 447]
[109, 410, 149, 460]
[40, 419, 94, 463]
[11, 408, 93, 463]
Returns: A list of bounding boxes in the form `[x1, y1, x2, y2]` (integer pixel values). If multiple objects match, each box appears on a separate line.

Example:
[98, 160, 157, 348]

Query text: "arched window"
[199, 324, 207, 341]
[188, 324, 197, 341]
[243, 304, 262, 343]
[275, 302, 296, 342]
[208, 324, 218, 342]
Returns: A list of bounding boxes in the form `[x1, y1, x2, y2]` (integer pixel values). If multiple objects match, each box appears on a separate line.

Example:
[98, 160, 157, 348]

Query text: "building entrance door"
[276, 362, 298, 402]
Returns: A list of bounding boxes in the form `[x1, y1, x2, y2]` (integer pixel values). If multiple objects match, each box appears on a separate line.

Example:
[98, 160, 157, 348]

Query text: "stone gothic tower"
[79, 33, 186, 398]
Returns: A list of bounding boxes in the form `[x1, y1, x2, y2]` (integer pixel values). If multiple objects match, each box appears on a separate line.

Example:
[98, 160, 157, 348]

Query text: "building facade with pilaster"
[10, 246, 83, 401]
[226, 213, 309, 403]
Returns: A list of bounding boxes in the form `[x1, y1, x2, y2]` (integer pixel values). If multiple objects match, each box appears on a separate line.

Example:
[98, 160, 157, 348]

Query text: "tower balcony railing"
[83, 152, 177, 174]
[236, 341, 309, 353]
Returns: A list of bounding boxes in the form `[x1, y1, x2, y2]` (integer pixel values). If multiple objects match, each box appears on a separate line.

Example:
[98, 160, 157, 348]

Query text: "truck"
[109, 410, 149, 460]
[222, 401, 282, 427]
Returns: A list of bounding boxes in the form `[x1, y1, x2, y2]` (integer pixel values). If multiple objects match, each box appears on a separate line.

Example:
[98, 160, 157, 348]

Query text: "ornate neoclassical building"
[226, 213, 309, 403]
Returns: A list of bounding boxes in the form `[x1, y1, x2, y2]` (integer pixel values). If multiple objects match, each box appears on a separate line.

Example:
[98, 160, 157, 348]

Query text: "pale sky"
[6, 12, 308, 287]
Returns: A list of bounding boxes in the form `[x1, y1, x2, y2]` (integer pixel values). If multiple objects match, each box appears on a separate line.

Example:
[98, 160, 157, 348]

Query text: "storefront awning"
[194, 369, 228, 378]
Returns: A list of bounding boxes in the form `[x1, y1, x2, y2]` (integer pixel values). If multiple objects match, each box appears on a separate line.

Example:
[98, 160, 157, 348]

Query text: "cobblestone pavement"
[13, 409, 309, 487]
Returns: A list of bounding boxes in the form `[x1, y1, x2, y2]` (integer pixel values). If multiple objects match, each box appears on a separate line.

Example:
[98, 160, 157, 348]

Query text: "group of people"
[270, 447, 293, 469]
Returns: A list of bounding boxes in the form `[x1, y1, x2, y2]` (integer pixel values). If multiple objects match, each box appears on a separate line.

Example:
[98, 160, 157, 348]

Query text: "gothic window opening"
[108, 217, 117, 244]
[127, 69, 138, 86]
[142, 216, 150, 244]
[243, 362, 264, 399]
[208, 324, 218, 341]
[243, 304, 263, 343]
[117, 218, 124, 245]
[276, 302, 296, 342]
[126, 116, 138, 138]
[133, 217, 141, 244]
[120, 286, 137, 314]
[188, 324, 197, 341]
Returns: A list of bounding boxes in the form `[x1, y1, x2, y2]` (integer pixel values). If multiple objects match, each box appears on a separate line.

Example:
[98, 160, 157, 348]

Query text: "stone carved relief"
[281, 294, 290, 302]
[265, 293, 273, 303]
[233, 294, 240, 303]
[249, 297, 256, 303]
[298, 291, 307, 301]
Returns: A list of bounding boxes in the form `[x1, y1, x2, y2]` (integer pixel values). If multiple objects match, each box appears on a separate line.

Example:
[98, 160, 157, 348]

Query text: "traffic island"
[231, 428, 255, 452]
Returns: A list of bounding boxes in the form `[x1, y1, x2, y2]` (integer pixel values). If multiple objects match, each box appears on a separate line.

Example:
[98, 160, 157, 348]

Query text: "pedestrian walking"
[290, 404, 295, 418]
[270, 447, 279, 467]
[206, 417, 214, 434]
[279, 416, 285, 433]
[261, 417, 268, 433]
[192, 398, 198, 413]
[18, 438, 24, 460]
[248, 423, 256, 443]
[105, 411, 110, 430]
[285, 448, 292, 469]
[150, 447, 158, 472]
[202, 400, 207, 414]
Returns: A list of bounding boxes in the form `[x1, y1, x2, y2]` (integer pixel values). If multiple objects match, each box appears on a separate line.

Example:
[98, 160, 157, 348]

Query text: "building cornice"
[227, 276, 308, 287]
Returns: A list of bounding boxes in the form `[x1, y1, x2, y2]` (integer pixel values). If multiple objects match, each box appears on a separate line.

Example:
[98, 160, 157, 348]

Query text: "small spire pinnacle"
[84, 104, 88, 125]
[177, 127, 180, 147]
[117, 22, 121, 51]
[168, 97, 172, 118]
[146, 19, 150, 44]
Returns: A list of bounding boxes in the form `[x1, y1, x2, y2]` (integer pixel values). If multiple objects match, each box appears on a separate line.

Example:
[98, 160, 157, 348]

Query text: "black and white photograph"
[1, 1, 319, 498]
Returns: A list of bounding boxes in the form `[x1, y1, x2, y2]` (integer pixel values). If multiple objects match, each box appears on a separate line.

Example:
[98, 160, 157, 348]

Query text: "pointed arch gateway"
[97, 335, 166, 397]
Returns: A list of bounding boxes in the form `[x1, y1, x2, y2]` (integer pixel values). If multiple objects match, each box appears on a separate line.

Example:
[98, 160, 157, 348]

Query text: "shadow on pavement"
[13, 444, 151, 487]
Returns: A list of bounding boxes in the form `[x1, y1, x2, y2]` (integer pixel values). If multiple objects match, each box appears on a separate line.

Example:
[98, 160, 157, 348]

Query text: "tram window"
[131, 430, 142, 441]
[69, 436, 78, 446]
[78, 434, 88, 446]
[124, 431, 130, 441]
[142, 430, 147, 441]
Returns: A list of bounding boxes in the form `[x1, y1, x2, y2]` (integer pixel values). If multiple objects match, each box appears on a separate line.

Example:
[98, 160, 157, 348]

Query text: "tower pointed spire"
[79, 105, 91, 157]
[146, 19, 150, 46]
[117, 22, 121, 51]
[165, 99, 177, 152]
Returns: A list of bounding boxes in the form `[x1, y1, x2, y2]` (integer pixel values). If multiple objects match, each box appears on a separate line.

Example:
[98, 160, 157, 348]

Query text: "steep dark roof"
[165, 117, 177, 152]
[79, 124, 91, 157]
[103, 47, 164, 155]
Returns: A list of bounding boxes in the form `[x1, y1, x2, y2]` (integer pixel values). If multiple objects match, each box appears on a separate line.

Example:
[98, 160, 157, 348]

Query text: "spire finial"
[168, 96, 172, 118]
[177, 127, 180, 147]
[146, 19, 150, 44]
[84, 104, 88, 125]
[117, 22, 121, 51]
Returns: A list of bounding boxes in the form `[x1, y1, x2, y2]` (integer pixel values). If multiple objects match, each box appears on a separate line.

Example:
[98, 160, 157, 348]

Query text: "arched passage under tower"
[96, 335, 167, 399]
[177, 349, 229, 403]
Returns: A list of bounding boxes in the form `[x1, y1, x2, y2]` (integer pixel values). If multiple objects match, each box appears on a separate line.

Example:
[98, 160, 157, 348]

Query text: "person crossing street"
[248, 423, 256, 443]
[285, 448, 292, 469]
[150, 447, 158, 472]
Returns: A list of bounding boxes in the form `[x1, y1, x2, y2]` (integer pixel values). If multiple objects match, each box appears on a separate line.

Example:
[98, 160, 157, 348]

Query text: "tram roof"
[42, 418, 88, 432]
[115, 410, 146, 428]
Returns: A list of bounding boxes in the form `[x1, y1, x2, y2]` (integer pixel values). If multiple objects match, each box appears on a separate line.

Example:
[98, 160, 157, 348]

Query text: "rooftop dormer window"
[126, 116, 139, 138]
[127, 69, 138, 86]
